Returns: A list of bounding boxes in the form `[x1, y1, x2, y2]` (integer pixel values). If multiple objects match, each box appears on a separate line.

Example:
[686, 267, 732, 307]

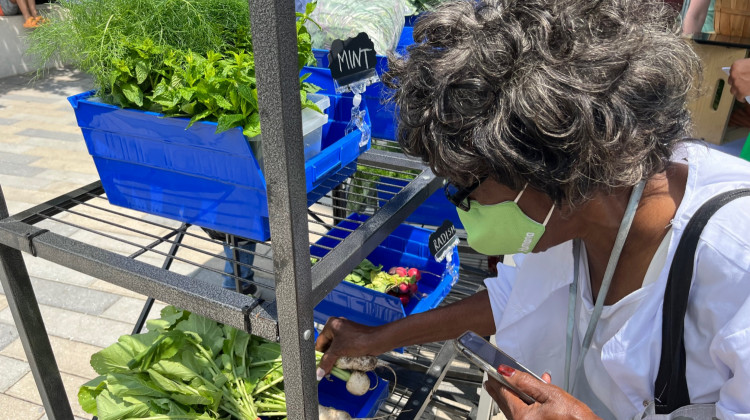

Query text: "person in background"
[220, 240, 258, 295]
[202, 228, 258, 295]
[681, 0, 714, 35]
[0, 0, 45, 28]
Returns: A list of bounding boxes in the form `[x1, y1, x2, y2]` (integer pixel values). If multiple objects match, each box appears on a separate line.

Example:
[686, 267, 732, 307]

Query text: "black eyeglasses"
[443, 177, 485, 211]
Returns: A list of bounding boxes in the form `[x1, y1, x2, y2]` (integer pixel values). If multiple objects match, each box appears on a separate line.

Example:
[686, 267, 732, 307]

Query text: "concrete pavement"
[0, 68, 234, 419]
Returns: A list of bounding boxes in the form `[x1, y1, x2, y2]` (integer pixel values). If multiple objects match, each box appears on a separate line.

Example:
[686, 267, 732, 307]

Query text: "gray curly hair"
[385, 0, 701, 207]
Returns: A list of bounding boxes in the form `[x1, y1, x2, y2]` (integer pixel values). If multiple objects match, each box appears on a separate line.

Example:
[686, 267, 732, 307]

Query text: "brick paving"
[0, 68, 229, 419]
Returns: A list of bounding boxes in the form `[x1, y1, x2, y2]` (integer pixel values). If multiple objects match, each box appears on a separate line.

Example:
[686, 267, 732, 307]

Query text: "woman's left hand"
[484, 366, 601, 420]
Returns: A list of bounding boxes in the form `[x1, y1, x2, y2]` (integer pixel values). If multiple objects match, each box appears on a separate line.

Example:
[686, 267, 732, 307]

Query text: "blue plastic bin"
[377, 177, 463, 229]
[318, 372, 389, 418]
[312, 213, 460, 327]
[68, 84, 370, 242]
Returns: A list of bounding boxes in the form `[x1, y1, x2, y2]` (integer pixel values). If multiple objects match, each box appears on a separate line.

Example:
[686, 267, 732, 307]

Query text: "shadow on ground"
[0, 67, 93, 97]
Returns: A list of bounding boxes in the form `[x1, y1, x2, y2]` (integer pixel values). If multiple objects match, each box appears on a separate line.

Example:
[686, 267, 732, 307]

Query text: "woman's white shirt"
[484, 143, 750, 419]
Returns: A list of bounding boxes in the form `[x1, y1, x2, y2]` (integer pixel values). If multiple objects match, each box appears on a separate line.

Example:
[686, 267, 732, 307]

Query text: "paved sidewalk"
[0, 68, 238, 419]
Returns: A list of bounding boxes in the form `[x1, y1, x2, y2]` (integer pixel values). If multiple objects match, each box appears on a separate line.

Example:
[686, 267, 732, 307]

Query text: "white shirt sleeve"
[684, 199, 750, 419]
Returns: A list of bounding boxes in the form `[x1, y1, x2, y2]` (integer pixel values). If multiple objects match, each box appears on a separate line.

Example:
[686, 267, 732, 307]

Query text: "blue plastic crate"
[68, 86, 370, 242]
[318, 372, 389, 418]
[312, 213, 459, 327]
[377, 177, 464, 229]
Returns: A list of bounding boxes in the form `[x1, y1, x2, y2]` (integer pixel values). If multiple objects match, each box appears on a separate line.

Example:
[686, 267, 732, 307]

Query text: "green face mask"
[456, 185, 554, 256]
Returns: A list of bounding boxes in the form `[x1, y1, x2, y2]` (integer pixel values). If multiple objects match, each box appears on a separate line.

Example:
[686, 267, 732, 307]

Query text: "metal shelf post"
[247, 0, 320, 418]
[0, 186, 74, 419]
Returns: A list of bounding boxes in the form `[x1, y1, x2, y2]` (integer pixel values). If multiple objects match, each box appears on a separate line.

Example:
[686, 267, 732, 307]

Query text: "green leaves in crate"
[79, 306, 288, 419]
[30, 0, 323, 139]
[344, 258, 383, 287]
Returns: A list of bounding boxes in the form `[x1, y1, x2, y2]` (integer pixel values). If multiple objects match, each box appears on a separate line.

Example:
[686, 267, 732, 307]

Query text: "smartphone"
[454, 330, 543, 404]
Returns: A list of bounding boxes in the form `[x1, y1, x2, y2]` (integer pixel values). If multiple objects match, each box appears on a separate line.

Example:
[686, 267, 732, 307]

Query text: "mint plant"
[30, 0, 322, 138]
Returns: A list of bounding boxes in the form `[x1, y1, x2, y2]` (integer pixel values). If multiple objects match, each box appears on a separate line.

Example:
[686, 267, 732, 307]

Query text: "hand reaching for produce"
[484, 367, 601, 420]
[315, 317, 387, 380]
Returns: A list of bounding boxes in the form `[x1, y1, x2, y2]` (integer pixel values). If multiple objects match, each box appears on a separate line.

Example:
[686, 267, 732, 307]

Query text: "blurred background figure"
[0, 0, 46, 28]
[681, 0, 714, 35]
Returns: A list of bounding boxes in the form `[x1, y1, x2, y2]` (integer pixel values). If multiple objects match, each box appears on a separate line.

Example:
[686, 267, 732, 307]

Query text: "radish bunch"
[341, 259, 424, 307]
[386, 266, 422, 306]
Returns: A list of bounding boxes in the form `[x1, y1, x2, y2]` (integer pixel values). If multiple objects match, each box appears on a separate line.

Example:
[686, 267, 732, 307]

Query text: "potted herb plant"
[29, 0, 370, 241]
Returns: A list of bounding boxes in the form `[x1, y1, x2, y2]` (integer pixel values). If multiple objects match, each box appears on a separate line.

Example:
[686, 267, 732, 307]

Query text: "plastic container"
[318, 372, 389, 418]
[377, 177, 463, 228]
[302, 95, 331, 159]
[312, 213, 460, 327]
[68, 86, 370, 242]
[296, 327, 387, 418]
[252, 93, 330, 170]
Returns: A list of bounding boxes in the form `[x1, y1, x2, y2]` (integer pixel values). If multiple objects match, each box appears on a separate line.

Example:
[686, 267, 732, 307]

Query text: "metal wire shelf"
[0, 149, 441, 337]
[0, 150, 491, 419]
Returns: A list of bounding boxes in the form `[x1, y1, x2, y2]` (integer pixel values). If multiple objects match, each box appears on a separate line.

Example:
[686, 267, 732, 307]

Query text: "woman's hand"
[729, 58, 750, 103]
[484, 366, 601, 420]
[315, 317, 386, 380]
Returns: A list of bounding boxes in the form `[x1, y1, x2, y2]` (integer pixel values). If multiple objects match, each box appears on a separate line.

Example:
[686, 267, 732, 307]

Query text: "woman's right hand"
[729, 58, 750, 102]
[315, 317, 386, 380]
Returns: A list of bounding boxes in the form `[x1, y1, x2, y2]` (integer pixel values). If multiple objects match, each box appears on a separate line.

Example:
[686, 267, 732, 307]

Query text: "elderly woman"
[316, 0, 750, 419]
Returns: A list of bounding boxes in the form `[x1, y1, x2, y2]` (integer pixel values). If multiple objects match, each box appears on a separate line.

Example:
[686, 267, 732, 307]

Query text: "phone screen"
[455, 331, 542, 404]
[457, 332, 541, 379]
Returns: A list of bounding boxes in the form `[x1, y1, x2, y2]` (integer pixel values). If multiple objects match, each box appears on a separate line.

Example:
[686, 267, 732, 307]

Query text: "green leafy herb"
[80, 306, 353, 419]
[30, 0, 322, 139]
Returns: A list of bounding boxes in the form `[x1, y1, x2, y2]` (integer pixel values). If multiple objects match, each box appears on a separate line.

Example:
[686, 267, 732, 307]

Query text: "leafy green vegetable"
[340, 258, 414, 293]
[80, 305, 353, 419]
[29, 0, 322, 138]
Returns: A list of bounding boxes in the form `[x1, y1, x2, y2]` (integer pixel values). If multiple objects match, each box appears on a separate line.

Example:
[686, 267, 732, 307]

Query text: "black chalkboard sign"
[429, 220, 459, 262]
[328, 32, 378, 86]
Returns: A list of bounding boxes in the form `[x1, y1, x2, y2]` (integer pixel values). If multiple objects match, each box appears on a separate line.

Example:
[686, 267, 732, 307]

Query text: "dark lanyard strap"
[654, 188, 750, 414]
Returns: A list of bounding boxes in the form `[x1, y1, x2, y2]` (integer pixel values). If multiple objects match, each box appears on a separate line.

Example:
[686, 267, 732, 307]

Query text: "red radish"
[395, 267, 408, 277]
[399, 295, 410, 305]
[409, 283, 418, 294]
[398, 283, 409, 294]
[407, 267, 421, 281]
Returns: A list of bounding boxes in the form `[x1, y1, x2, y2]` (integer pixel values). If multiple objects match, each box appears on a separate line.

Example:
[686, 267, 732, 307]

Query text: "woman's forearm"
[371, 289, 496, 352]
[682, 0, 711, 35]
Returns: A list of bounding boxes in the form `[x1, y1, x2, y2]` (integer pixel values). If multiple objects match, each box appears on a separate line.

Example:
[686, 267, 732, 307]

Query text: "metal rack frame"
[0, 149, 457, 419]
[0, 1, 490, 418]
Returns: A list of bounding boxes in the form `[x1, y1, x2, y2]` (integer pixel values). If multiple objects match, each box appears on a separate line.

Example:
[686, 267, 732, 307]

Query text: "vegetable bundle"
[29, 0, 322, 138]
[343, 259, 423, 306]
[79, 306, 288, 419]
[79, 306, 380, 419]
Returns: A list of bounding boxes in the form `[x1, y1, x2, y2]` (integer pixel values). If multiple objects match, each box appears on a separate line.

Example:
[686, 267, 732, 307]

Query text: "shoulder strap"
[654, 188, 750, 414]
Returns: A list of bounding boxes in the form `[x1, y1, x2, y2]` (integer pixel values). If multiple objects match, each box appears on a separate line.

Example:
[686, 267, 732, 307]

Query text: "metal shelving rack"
[0, 1, 491, 419]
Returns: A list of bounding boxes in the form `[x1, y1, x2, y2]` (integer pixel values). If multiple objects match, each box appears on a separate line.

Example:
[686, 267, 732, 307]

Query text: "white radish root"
[319, 405, 352, 420]
[335, 356, 378, 371]
[346, 370, 371, 396]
